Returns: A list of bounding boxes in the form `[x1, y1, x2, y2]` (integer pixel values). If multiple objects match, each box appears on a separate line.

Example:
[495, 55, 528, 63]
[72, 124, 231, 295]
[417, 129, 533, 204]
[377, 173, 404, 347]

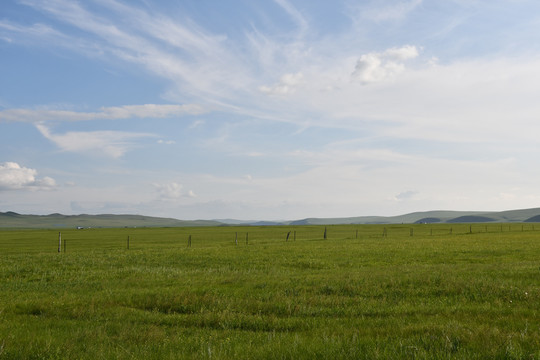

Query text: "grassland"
[1, 224, 540, 359]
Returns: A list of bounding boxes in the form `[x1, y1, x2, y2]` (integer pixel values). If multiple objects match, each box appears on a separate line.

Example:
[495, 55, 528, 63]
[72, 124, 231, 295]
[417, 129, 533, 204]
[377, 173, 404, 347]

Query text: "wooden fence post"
[127, 236, 130, 250]
[324, 227, 327, 240]
[246, 232, 249, 245]
[58, 232, 61, 253]
[188, 235, 192, 248]
[286, 231, 291, 242]
[235, 232, 238, 246]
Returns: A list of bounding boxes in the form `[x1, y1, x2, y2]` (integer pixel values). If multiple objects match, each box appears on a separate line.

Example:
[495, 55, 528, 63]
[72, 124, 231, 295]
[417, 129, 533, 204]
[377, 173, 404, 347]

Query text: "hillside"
[0, 212, 220, 228]
[2, 207, 540, 228]
[285, 208, 540, 225]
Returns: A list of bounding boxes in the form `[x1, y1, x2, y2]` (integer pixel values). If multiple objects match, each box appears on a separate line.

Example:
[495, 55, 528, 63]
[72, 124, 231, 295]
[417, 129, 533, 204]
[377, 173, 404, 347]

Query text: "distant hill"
[2, 207, 540, 228]
[0, 212, 220, 228]
[273, 208, 540, 226]
[447, 216, 496, 223]
[525, 215, 540, 222]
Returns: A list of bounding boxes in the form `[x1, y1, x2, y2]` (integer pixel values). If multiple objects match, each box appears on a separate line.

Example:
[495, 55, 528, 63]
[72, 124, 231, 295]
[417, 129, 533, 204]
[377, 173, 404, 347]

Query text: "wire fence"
[1, 223, 540, 255]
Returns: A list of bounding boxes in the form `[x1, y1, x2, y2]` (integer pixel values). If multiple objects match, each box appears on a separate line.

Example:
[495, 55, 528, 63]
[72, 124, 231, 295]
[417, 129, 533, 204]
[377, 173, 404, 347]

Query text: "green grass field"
[1, 224, 540, 359]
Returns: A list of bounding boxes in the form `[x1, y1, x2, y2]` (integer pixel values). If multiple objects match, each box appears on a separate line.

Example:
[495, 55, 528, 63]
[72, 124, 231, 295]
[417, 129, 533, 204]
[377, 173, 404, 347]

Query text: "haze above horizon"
[2, 0, 540, 220]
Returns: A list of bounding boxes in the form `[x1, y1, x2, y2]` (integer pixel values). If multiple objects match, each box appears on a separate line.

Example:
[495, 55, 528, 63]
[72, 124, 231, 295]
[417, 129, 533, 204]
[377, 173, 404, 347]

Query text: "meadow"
[1, 224, 540, 359]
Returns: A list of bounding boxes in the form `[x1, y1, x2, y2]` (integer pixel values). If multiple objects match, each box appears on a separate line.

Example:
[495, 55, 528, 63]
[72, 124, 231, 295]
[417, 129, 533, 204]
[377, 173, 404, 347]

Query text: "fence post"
[188, 235, 192, 248]
[58, 232, 61, 253]
[286, 231, 291, 242]
[235, 232, 238, 246]
[294, 231, 296, 241]
[324, 227, 327, 240]
[246, 232, 249, 245]
[127, 236, 130, 250]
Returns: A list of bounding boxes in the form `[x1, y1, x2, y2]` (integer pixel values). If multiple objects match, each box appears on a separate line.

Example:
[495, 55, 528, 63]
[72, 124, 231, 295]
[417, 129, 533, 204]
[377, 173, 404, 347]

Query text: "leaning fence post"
[286, 231, 291, 242]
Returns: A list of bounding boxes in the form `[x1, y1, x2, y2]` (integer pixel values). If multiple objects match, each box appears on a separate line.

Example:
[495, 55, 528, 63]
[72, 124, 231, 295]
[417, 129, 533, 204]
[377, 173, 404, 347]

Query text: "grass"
[1, 224, 540, 359]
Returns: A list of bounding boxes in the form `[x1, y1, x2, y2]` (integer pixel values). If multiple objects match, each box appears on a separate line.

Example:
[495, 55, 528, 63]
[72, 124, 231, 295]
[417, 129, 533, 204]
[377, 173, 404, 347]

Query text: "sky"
[2, 0, 540, 220]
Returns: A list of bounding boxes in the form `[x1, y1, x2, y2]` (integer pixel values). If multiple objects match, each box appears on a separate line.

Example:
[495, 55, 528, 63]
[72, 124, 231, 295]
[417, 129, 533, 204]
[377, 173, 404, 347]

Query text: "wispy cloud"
[394, 190, 418, 201]
[358, 0, 423, 22]
[0, 104, 206, 123]
[273, 0, 309, 35]
[35, 123, 154, 158]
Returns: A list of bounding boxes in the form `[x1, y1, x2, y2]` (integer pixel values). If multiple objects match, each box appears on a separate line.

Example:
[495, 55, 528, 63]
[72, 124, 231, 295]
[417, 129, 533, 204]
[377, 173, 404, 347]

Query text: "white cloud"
[0, 162, 56, 191]
[259, 72, 304, 95]
[154, 182, 195, 200]
[36, 123, 154, 158]
[353, 45, 419, 83]
[157, 139, 176, 145]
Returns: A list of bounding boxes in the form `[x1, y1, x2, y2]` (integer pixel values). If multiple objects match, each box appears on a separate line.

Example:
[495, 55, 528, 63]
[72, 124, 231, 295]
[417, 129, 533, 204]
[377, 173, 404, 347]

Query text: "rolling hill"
[0, 212, 220, 228]
[2, 207, 540, 228]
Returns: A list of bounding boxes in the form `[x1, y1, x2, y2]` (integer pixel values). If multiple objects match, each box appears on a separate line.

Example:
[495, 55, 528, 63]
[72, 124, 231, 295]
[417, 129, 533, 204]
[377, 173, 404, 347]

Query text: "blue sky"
[2, 0, 540, 220]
